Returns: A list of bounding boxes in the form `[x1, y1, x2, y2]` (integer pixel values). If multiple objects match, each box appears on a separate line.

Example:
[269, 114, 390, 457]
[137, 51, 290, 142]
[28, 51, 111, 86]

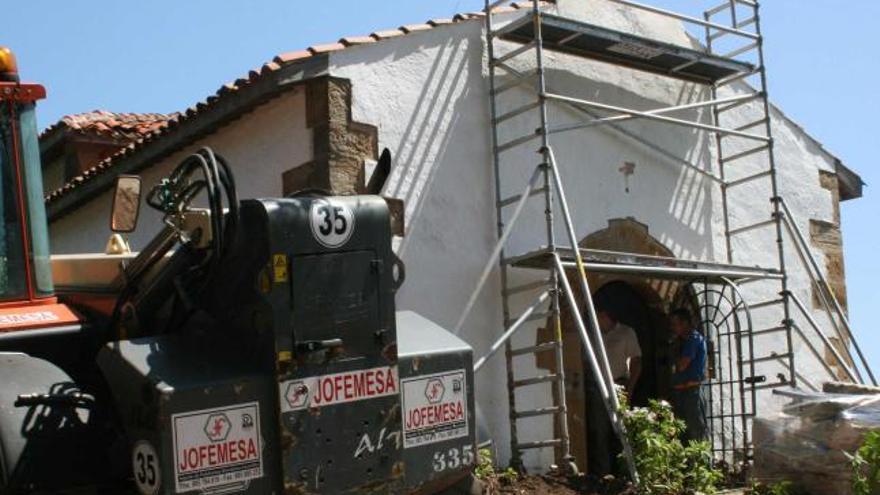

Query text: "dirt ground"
[485, 472, 636, 495]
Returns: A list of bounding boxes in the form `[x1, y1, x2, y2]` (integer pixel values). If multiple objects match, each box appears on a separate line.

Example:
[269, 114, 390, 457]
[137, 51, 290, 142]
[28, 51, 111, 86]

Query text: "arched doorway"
[535, 218, 686, 470]
[592, 280, 669, 407]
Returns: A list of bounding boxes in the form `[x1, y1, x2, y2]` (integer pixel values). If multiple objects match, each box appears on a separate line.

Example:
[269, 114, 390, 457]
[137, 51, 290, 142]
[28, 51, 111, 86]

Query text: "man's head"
[597, 307, 617, 333]
[669, 308, 693, 337]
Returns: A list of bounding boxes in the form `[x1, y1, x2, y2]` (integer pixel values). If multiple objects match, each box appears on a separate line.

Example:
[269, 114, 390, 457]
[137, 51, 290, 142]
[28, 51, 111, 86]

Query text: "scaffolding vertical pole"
[531, 0, 575, 470]
[753, 1, 796, 387]
[483, 0, 522, 470]
[704, 13, 733, 265]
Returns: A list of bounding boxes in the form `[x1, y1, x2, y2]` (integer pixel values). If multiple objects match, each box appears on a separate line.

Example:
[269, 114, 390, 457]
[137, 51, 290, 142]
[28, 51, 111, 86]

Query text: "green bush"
[620, 397, 722, 495]
[748, 480, 794, 495]
[474, 448, 518, 483]
[850, 429, 880, 495]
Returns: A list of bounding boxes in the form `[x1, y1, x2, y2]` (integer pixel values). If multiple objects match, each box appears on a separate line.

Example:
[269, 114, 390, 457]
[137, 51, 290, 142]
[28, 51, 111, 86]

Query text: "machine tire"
[0, 352, 94, 493]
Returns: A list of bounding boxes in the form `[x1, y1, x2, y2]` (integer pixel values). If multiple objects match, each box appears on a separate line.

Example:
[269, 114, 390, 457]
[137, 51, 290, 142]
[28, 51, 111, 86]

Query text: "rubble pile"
[752, 382, 880, 495]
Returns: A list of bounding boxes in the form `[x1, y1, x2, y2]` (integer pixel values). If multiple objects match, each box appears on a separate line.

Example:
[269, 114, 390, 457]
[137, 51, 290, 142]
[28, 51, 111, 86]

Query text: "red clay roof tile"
[39, 110, 175, 143]
[370, 29, 405, 40]
[308, 42, 347, 54]
[399, 24, 433, 34]
[339, 36, 376, 46]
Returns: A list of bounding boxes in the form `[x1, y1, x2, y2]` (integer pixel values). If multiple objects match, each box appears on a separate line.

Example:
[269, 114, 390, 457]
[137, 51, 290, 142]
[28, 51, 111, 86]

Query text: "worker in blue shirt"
[669, 308, 708, 442]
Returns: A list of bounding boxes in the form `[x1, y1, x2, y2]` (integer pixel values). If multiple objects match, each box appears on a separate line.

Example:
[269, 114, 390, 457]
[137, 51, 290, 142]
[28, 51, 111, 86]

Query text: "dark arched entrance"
[592, 280, 670, 407]
[535, 218, 683, 470]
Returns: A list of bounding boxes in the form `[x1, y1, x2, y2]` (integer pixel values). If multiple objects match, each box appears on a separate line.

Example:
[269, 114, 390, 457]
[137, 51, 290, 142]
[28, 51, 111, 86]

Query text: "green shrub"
[620, 397, 723, 494]
[748, 480, 794, 495]
[474, 448, 518, 483]
[850, 429, 880, 495]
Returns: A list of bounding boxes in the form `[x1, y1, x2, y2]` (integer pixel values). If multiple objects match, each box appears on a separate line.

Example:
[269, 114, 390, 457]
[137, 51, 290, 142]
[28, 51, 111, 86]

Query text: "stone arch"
[536, 217, 686, 471]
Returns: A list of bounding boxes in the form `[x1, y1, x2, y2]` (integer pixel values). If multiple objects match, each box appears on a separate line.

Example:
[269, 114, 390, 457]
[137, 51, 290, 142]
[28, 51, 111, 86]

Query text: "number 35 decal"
[433, 445, 475, 473]
[309, 199, 355, 248]
[132, 441, 161, 495]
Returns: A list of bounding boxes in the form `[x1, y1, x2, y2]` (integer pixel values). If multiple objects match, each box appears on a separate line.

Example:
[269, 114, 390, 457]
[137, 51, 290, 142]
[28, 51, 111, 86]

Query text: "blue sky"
[6, 1, 878, 373]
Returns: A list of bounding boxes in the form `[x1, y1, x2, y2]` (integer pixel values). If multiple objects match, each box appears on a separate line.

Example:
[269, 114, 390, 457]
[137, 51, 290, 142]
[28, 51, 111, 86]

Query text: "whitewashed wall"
[49, 89, 312, 253]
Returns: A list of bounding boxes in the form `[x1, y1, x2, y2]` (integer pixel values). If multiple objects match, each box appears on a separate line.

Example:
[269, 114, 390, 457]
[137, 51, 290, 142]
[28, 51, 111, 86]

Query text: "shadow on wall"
[540, 66, 718, 262]
[380, 36, 472, 259]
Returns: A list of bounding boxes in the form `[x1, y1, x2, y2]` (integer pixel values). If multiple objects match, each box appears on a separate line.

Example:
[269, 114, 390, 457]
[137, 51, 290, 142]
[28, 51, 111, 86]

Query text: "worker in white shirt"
[586, 307, 642, 476]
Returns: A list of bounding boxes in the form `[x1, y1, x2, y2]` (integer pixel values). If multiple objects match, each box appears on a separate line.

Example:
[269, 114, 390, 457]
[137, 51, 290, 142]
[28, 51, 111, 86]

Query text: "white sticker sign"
[280, 366, 398, 412]
[172, 402, 263, 493]
[401, 370, 468, 448]
[132, 441, 160, 495]
[309, 198, 355, 248]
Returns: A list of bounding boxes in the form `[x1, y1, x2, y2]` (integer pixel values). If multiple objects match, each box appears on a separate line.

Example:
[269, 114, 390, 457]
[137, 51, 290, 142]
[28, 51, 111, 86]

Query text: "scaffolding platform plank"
[507, 247, 782, 282]
[499, 13, 755, 84]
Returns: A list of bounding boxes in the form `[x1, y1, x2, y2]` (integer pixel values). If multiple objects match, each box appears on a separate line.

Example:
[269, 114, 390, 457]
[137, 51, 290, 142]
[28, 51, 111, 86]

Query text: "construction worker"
[669, 308, 708, 442]
[586, 307, 641, 476]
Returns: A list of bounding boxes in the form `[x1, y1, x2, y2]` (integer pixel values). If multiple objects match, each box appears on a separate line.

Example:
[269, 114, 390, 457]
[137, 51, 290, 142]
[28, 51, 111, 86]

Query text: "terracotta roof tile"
[308, 42, 347, 54]
[427, 18, 455, 27]
[45, 1, 556, 208]
[273, 50, 312, 64]
[39, 110, 176, 143]
[339, 36, 376, 47]
[399, 24, 433, 34]
[370, 29, 406, 40]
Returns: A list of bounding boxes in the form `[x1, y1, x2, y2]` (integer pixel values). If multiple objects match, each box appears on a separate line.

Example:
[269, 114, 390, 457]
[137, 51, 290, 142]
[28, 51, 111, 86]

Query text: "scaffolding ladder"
[464, 0, 877, 475]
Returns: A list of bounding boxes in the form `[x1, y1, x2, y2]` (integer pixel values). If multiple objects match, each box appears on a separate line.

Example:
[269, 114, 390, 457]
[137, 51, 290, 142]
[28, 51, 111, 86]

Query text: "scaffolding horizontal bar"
[511, 341, 559, 356]
[705, 0, 758, 18]
[750, 325, 788, 337]
[516, 439, 562, 450]
[708, 17, 758, 42]
[716, 67, 761, 87]
[514, 374, 560, 387]
[498, 185, 547, 208]
[554, 103, 724, 184]
[548, 92, 759, 135]
[734, 117, 768, 132]
[752, 380, 792, 391]
[492, 70, 536, 96]
[725, 170, 771, 188]
[514, 406, 562, 419]
[494, 101, 541, 124]
[544, 93, 770, 142]
[489, 14, 532, 39]
[736, 17, 757, 30]
[727, 218, 776, 236]
[508, 246, 782, 282]
[499, 12, 754, 84]
[709, 377, 764, 387]
[720, 144, 770, 164]
[716, 91, 763, 114]
[749, 352, 792, 365]
[502, 278, 551, 296]
[505, 310, 551, 326]
[704, 1, 733, 17]
[721, 41, 759, 60]
[497, 132, 540, 154]
[739, 298, 784, 311]
[707, 412, 754, 420]
[492, 40, 538, 66]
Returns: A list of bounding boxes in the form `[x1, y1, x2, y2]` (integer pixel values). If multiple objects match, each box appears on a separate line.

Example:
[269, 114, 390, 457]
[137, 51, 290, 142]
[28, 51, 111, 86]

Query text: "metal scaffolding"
[464, 0, 876, 477]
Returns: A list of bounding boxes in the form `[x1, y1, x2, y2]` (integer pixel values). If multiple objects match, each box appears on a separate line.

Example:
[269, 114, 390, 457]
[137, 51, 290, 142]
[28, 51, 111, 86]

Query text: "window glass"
[17, 104, 53, 296]
[0, 103, 28, 300]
